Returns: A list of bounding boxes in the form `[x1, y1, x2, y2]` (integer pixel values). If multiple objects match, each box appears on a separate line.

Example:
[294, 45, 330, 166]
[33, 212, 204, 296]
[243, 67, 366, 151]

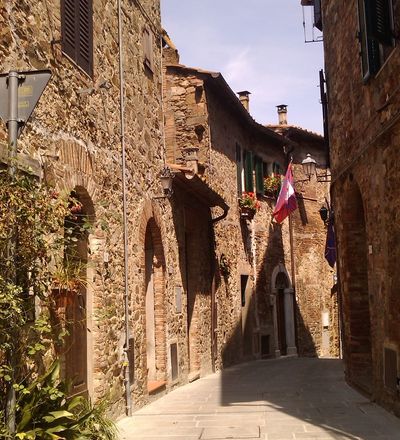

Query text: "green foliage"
[11, 361, 117, 440]
[0, 170, 114, 439]
[263, 175, 282, 194]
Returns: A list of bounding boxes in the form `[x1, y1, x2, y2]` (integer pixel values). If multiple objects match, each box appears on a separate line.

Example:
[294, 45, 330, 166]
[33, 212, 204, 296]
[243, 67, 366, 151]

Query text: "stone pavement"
[117, 357, 400, 440]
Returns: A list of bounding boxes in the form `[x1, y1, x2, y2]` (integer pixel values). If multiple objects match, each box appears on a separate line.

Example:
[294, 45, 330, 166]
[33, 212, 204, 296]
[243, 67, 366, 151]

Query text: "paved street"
[117, 357, 400, 440]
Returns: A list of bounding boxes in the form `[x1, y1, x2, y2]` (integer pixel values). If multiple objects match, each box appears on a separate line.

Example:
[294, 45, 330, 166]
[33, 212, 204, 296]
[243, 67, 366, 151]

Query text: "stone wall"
[0, 0, 186, 416]
[322, 0, 400, 415]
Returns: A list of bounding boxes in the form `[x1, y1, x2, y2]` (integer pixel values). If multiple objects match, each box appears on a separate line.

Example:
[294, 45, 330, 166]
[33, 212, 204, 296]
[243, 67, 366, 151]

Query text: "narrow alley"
[118, 357, 400, 440]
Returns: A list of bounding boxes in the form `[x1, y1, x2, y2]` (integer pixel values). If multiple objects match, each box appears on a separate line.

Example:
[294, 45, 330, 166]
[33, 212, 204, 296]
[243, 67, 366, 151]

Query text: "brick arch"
[46, 140, 98, 399]
[139, 201, 167, 387]
[45, 140, 97, 204]
[338, 177, 372, 395]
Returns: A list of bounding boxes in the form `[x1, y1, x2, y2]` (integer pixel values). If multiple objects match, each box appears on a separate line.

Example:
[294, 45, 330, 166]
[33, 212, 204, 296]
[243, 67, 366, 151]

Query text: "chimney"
[237, 91, 251, 111]
[276, 104, 288, 125]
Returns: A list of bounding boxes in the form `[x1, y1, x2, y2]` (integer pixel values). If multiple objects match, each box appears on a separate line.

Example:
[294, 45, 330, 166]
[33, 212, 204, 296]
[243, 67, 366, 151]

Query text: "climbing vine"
[0, 169, 116, 439]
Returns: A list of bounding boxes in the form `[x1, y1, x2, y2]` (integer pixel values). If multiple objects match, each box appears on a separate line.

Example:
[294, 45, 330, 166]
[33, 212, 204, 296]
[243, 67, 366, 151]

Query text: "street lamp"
[319, 206, 329, 224]
[301, 153, 317, 180]
[158, 166, 174, 198]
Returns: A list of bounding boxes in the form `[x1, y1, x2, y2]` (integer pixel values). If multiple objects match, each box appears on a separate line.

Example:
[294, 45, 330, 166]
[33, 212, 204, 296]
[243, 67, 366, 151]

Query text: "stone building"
[163, 42, 339, 371]
[318, 0, 400, 416]
[0, 0, 168, 416]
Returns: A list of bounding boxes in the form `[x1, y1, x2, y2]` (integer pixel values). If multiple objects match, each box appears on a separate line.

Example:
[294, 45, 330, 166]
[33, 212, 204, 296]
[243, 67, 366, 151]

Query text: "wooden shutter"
[314, 0, 322, 31]
[77, 0, 93, 76]
[61, 0, 93, 76]
[143, 27, 154, 72]
[244, 151, 254, 192]
[236, 144, 242, 195]
[365, 0, 392, 46]
[255, 156, 264, 195]
[319, 69, 329, 149]
[61, 0, 77, 61]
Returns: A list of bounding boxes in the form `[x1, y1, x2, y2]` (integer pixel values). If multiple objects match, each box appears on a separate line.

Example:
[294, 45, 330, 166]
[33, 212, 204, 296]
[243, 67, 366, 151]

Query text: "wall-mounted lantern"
[301, 153, 317, 180]
[301, 153, 331, 182]
[154, 166, 174, 199]
[319, 206, 329, 224]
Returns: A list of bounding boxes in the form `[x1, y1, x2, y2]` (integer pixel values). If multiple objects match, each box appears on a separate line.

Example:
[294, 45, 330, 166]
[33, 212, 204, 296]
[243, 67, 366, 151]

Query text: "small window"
[358, 0, 394, 78]
[273, 162, 282, 176]
[61, 0, 93, 76]
[143, 26, 154, 72]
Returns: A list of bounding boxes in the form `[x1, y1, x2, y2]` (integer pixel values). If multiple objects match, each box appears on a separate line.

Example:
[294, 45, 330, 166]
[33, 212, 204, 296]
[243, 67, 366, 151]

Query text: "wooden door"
[65, 290, 88, 396]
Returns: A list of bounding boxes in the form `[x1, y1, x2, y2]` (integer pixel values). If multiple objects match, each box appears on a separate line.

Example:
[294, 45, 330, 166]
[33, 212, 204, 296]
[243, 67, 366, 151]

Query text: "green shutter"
[255, 157, 264, 195]
[365, 0, 392, 46]
[244, 151, 254, 192]
[236, 144, 242, 196]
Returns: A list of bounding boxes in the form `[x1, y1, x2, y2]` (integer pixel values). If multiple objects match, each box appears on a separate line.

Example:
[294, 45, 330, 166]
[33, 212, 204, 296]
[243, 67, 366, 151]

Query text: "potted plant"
[238, 192, 261, 220]
[51, 259, 87, 313]
[264, 174, 282, 197]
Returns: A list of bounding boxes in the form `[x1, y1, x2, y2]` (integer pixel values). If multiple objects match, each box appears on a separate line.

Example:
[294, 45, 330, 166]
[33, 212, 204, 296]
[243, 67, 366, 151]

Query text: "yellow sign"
[18, 101, 29, 109]
[19, 85, 33, 97]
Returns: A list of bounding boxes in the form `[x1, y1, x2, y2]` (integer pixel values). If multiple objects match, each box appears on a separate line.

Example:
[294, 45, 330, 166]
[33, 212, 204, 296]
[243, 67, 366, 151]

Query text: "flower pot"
[240, 206, 256, 220]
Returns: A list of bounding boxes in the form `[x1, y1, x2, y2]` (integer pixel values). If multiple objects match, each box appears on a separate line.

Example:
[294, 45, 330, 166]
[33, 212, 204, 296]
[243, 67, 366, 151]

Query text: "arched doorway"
[63, 186, 95, 397]
[271, 264, 297, 357]
[340, 179, 372, 394]
[144, 218, 166, 391]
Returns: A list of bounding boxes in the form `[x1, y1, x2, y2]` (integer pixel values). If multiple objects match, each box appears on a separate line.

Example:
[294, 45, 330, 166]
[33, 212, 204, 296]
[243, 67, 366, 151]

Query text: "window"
[236, 144, 243, 196]
[314, 0, 322, 31]
[254, 156, 264, 196]
[61, 0, 93, 76]
[244, 150, 254, 192]
[143, 26, 154, 72]
[358, 0, 394, 78]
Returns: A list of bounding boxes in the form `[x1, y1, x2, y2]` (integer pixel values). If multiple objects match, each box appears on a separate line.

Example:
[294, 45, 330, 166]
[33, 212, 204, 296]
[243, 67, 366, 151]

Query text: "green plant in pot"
[263, 174, 282, 197]
[238, 192, 261, 219]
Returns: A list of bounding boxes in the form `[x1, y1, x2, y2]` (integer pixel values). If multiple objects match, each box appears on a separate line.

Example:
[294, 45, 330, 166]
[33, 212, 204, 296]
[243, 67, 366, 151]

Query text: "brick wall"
[322, 0, 400, 415]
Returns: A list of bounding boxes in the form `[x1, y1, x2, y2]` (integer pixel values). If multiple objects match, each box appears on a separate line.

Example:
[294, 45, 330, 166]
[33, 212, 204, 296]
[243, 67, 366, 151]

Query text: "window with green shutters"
[61, 0, 93, 76]
[244, 151, 254, 192]
[358, 0, 394, 78]
[236, 144, 243, 196]
[255, 156, 264, 196]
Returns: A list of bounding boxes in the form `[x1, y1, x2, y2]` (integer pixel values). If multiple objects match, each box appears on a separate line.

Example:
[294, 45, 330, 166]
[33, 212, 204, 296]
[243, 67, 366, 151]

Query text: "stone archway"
[46, 140, 98, 398]
[338, 178, 372, 395]
[63, 186, 95, 397]
[139, 205, 167, 393]
[271, 264, 297, 357]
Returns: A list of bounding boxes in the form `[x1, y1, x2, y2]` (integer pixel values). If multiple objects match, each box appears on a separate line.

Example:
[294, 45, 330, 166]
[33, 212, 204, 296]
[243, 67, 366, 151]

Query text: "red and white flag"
[273, 163, 297, 223]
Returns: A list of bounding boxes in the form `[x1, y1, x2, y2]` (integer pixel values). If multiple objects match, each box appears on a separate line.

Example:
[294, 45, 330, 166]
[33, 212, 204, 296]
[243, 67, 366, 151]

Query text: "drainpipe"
[117, 0, 132, 416]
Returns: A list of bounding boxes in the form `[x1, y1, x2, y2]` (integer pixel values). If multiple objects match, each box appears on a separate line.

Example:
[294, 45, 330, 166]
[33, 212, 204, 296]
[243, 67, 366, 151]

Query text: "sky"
[160, 0, 324, 134]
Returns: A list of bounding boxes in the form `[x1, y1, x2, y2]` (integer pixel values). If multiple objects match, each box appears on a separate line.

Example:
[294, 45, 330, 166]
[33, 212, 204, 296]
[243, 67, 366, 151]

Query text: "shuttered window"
[254, 156, 264, 196]
[61, 0, 93, 76]
[358, 0, 394, 78]
[236, 144, 243, 196]
[244, 151, 254, 192]
[314, 0, 322, 31]
[143, 26, 154, 72]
